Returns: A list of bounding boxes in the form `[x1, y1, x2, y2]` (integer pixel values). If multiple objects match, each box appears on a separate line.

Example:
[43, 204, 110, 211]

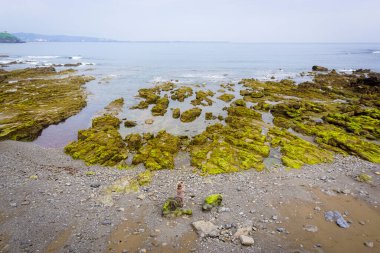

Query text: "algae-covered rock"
[137, 88, 160, 104]
[172, 108, 181, 119]
[356, 173, 372, 183]
[205, 112, 214, 120]
[151, 96, 169, 116]
[65, 114, 128, 167]
[124, 120, 137, 128]
[232, 99, 247, 107]
[132, 131, 181, 170]
[191, 90, 214, 106]
[0, 67, 94, 141]
[171, 86, 193, 102]
[217, 93, 235, 102]
[227, 106, 261, 120]
[158, 81, 176, 91]
[312, 65, 329, 72]
[269, 127, 334, 169]
[162, 197, 192, 217]
[104, 98, 124, 115]
[312, 125, 380, 163]
[180, 108, 202, 123]
[190, 124, 269, 174]
[125, 133, 142, 151]
[130, 100, 149, 110]
[202, 194, 223, 211]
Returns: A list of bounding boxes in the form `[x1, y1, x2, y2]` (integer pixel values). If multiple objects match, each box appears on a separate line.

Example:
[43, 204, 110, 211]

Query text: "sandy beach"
[1, 140, 379, 253]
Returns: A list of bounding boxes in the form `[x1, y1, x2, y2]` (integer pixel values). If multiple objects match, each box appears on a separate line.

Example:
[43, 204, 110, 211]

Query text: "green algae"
[132, 131, 181, 170]
[65, 114, 128, 167]
[205, 112, 214, 120]
[269, 127, 334, 169]
[151, 96, 169, 116]
[227, 105, 261, 120]
[217, 93, 235, 102]
[125, 133, 142, 151]
[180, 108, 202, 123]
[202, 194, 222, 211]
[190, 123, 269, 175]
[172, 108, 181, 119]
[191, 90, 214, 106]
[162, 198, 192, 217]
[0, 67, 94, 141]
[356, 173, 372, 183]
[170, 86, 193, 102]
[232, 99, 247, 107]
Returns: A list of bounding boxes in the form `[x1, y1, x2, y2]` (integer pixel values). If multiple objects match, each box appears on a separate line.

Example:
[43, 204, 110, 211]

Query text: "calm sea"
[1, 42, 379, 147]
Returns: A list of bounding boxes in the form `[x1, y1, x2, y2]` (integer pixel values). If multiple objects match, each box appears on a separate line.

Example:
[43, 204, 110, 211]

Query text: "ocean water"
[1, 42, 379, 147]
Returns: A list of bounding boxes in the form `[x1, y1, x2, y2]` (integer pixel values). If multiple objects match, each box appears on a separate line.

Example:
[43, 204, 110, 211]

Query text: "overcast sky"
[1, 0, 379, 42]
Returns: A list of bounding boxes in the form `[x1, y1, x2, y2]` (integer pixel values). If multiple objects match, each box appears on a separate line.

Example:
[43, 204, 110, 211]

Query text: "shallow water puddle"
[106, 209, 197, 253]
[279, 189, 380, 252]
[44, 225, 74, 253]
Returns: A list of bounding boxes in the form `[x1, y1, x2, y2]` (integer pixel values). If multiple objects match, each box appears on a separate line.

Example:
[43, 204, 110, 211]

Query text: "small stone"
[303, 224, 318, 233]
[342, 189, 351, 194]
[139, 249, 147, 253]
[217, 207, 230, 213]
[314, 206, 321, 211]
[276, 227, 286, 233]
[10, 203, 17, 207]
[239, 235, 254, 246]
[192, 220, 219, 238]
[359, 220, 366, 225]
[364, 241, 374, 248]
[272, 215, 278, 220]
[21, 200, 30, 205]
[145, 119, 154, 124]
[117, 208, 125, 212]
[90, 183, 101, 188]
[65, 182, 71, 186]
[161, 242, 168, 246]
[137, 194, 145, 200]
[102, 220, 112, 225]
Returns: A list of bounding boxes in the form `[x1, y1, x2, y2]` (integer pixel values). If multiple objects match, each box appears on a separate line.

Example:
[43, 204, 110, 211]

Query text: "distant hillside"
[0, 32, 24, 43]
[13, 32, 117, 42]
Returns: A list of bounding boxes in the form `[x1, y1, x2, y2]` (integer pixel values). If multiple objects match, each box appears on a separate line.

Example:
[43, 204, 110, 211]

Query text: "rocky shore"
[0, 140, 379, 253]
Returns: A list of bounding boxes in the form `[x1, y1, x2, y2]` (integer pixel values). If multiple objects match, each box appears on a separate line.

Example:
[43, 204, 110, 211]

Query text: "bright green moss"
[202, 194, 223, 211]
[356, 173, 372, 183]
[162, 198, 192, 217]
[132, 131, 181, 170]
[0, 67, 94, 141]
[269, 127, 334, 169]
[190, 123, 269, 175]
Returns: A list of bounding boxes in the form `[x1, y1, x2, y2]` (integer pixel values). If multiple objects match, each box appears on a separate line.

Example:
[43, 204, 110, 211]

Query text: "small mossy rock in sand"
[356, 173, 372, 183]
[172, 108, 181, 119]
[132, 131, 181, 170]
[191, 90, 214, 106]
[162, 197, 192, 217]
[180, 108, 202, 123]
[202, 194, 223, 211]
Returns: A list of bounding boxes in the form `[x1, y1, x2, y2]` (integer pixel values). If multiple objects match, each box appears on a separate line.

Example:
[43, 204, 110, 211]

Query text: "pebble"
[137, 194, 146, 200]
[90, 183, 101, 188]
[101, 220, 112, 225]
[239, 235, 254, 246]
[218, 207, 230, 213]
[145, 119, 154, 124]
[10, 202, 17, 207]
[276, 227, 286, 233]
[303, 224, 318, 233]
[359, 220, 366, 225]
[364, 241, 374, 248]
[314, 206, 321, 211]
[272, 215, 278, 220]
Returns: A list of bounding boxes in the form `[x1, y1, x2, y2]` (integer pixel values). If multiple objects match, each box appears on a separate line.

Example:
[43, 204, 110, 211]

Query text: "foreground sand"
[0, 140, 379, 253]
